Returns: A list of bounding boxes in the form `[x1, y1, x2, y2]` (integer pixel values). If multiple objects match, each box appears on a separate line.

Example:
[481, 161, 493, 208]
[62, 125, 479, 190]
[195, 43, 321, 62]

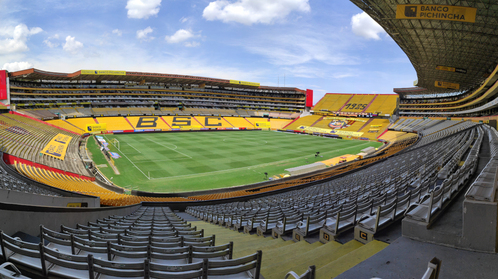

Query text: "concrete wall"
[0, 202, 141, 236]
[0, 188, 100, 207]
[462, 200, 498, 252]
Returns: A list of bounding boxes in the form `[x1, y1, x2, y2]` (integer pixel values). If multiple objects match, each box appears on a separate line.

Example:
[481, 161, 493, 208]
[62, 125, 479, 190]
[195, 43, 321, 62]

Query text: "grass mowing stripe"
[103, 135, 150, 180]
[126, 143, 142, 153]
[96, 131, 382, 192]
[149, 140, 375, 180]
[144, 137, 192, 158]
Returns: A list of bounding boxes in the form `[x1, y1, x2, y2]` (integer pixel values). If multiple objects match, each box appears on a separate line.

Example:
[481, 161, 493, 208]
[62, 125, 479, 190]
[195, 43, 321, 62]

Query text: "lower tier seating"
[0, 207, 262, 279]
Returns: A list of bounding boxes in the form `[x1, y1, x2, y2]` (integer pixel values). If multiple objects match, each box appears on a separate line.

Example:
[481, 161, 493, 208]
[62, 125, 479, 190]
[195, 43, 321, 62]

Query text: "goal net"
[110, 138, 120, 150]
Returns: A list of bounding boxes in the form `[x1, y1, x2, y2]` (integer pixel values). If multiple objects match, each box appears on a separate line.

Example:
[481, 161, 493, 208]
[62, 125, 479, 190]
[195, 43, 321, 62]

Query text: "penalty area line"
[104, 135, 150, 180]
[145, 137, 192, 159]
[127, 143, 142, 153]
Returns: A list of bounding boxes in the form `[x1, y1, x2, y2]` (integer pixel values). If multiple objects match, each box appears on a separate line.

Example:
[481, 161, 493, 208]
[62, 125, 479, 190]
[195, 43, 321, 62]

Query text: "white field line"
[145, 137, 192, 159]
[104, 135, 150, 180]
[127, 143, 142, 153]
[149, 141, 374, 180]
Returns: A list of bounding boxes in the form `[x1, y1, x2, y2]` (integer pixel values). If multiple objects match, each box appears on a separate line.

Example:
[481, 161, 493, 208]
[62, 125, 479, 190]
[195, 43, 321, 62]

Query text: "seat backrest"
[88, 255, 145, 279]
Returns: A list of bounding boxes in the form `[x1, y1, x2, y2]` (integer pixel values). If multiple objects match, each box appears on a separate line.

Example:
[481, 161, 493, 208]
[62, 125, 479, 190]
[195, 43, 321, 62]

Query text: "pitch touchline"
[104, 135, 150, 180]
[127, 143, 141, 153]
[149, 141, 374, 180]
[145, 137, 192, 159]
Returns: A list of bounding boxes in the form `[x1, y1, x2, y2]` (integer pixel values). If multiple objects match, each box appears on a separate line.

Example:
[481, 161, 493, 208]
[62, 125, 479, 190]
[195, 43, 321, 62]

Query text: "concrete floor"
[335, 236, 498, 279]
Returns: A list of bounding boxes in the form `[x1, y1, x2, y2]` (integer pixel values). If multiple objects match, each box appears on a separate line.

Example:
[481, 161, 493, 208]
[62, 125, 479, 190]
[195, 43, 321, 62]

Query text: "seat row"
[187, 124, 479, 243]
[0, 206, 262, 279]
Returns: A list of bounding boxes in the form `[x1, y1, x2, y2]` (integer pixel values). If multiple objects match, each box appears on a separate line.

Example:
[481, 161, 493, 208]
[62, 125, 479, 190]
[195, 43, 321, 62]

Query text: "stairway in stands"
[191, 220, 388, 279]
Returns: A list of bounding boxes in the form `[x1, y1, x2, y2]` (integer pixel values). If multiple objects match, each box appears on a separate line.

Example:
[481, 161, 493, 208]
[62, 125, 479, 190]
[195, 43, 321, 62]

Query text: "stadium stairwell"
[190, 219, 388, 279]
[243, 117, 256, 127]
[221, 117, 235, 127]
[310, 116, 324, 127]
[282, 115, 300, 129]
[124, 117, 135, 129]
[192, 116, 206, 128]
[357, 118, 374, 132]
[337, 95, 355, 112]
[159, 116, 173, 129]
[361, 94, 378, 113]
[63, 120, 85, 133]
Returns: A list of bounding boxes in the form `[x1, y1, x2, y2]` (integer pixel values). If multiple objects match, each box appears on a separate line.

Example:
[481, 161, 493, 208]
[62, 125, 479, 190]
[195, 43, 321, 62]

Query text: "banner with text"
[298, 125, 363, 137]
[81, 70, 126, 75]
[396, 5, 477, 23]
[41, 134, 73, 160]
[86, 123, 107, 133]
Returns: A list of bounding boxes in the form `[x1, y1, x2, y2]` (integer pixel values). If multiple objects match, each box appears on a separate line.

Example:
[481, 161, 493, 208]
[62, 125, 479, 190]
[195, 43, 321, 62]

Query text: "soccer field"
[88, 130, 383, 193]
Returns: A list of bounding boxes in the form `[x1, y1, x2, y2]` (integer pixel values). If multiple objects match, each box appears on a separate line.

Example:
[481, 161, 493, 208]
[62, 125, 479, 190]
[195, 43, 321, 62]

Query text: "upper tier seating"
[312, 94, 398, 115]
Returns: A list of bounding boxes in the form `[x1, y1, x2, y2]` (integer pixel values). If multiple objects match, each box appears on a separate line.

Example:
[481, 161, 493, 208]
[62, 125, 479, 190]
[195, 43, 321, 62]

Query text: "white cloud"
[0, 24, 42, 54]
[126, 0, 161, 19]
[180, 17, 189, 23]
[351, 12, 386, 40]
[43, 34, 60, 48]
[203, 0, 310, 25]
[63, 36, 83, 54]
[136, 26, 154, 41]
[185, 41, 200, 47]
[244, 33, 359, 66]
[165, 29, 197, 44]
[112, 29, 123, 36]
[2, 61, 33, 72]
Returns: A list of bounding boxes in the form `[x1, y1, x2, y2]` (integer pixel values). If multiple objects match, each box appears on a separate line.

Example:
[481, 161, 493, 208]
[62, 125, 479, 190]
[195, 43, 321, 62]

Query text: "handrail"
[421, 257, 441, 279]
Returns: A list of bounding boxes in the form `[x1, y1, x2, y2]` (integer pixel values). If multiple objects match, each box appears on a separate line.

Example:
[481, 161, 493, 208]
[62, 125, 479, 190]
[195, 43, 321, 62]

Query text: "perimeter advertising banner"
[229, 80, 260, 87]
[81, 70, 126, 75]
[298, 125, 363, 137]
[0, 70, 7, 100]
[396, 5, 477, 23]
[435, 81, 460, 90]
[41, 133, 73, 160]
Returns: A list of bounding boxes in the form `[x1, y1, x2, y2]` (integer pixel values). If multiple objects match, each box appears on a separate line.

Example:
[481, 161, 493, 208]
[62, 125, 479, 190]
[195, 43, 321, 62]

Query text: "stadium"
[1, 1, 498, 279]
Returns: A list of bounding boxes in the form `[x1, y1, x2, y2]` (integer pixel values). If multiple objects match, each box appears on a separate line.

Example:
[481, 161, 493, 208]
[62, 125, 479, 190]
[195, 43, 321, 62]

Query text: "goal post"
[110, 138, 120, 150]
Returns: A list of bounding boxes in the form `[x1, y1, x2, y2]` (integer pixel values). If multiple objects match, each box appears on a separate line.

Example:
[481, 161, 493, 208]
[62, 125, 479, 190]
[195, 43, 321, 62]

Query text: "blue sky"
[0, 0, 416, 103]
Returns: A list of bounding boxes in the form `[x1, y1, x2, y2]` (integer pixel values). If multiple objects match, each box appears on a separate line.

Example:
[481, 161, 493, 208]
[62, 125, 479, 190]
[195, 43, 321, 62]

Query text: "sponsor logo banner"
[42, 133, 73, 160]
[229, 80, 260, 87]
[81, 70, 126, 75]
[396, 5, 477, 23]
[324, 117, 367, 122]
[435, 80, 460, 90]
[436, 65, 467, 74]
[298, 125, 363, 137]
[255, 122, 271, 128]
[86, 124, 107, 133]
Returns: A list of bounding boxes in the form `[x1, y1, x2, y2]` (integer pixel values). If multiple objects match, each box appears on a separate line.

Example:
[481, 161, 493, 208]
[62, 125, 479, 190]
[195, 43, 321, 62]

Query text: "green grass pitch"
[87, 130, 383, 193]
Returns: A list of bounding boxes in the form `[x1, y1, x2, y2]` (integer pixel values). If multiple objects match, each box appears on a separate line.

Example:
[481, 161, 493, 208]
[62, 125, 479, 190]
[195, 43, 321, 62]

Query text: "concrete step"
[316, 240, 388, 279]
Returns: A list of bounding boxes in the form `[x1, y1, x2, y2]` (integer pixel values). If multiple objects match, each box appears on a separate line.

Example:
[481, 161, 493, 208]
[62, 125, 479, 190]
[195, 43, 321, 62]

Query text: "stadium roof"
[8, 68, 304, 92]
[350, 0, 498, 96]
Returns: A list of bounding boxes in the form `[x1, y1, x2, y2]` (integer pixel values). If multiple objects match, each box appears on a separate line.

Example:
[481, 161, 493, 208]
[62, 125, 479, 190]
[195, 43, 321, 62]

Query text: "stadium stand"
[0, 206, 262, 279]
[187, 121, 478, 247]
[2, 63, 498, 278]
